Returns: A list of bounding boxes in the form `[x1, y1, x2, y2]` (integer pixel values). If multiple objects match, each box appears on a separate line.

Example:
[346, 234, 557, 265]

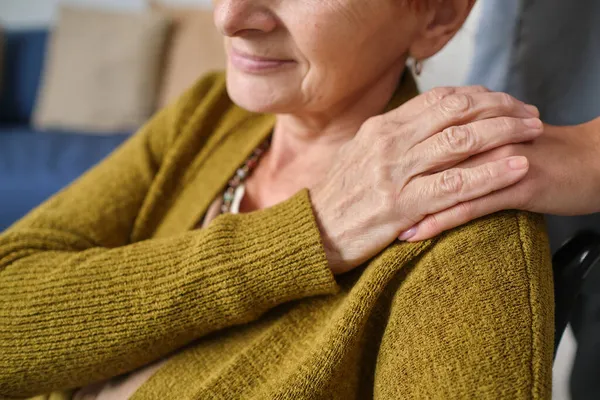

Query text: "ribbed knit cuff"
[200, 189, 340, 313]
[0, 190, 339, 397]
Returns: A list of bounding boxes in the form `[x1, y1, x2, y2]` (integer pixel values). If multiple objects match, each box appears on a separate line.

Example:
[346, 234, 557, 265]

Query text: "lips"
[229, 48, 295, 73]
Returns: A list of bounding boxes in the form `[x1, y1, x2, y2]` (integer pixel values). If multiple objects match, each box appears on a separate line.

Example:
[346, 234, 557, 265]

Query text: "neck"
[265, 62, 408, 174]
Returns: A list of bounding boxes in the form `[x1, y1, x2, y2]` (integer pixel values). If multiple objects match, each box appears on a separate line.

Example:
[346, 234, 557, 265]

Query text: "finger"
[414, 156, 529, 218]
[400, 92, 540, 148]
[456, 141, 532, 170]
[391, 85, 490, 123]
[409, 117, 542, 176]
[405, 184, 528, 242]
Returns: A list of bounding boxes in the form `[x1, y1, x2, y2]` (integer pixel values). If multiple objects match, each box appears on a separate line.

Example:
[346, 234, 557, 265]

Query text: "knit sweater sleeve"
[373, 211, 554, 399]
[0, 77, 339, 398]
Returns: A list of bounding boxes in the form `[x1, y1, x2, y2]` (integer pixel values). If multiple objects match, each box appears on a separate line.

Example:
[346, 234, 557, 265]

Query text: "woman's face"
[213, 0, 432, 115]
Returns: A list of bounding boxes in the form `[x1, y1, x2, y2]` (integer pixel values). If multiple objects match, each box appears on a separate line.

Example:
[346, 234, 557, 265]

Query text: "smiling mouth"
[229, 48, 296, 74]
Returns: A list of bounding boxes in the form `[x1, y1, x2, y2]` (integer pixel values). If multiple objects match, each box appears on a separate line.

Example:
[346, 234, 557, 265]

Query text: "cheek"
[289, 17, 364, 91]
[294, 5, 365, 60]
[289, 3, 409, 83]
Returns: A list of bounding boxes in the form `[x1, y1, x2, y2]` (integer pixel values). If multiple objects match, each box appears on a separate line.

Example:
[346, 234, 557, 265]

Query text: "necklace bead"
[221, 138, 271, 214]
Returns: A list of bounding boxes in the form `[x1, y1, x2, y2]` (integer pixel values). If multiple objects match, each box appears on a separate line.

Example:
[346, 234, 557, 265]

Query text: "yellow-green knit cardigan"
[0, 72, 553, 399]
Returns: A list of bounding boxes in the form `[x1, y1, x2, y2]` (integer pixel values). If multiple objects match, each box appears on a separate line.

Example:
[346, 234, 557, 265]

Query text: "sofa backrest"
[0, 29, 49, 124]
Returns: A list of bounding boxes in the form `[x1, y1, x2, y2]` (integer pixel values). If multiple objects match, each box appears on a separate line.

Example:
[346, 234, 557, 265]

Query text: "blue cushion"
[0, 126, 130, 231]
[0, 29, 49, 123]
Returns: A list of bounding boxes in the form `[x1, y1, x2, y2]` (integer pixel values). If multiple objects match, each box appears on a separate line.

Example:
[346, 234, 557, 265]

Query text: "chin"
[225, 67, 299, 114]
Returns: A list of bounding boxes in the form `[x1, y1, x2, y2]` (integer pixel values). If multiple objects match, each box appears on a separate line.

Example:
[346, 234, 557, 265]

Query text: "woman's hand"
[310, 86, 542, 274]
[406, 117, 600, 242]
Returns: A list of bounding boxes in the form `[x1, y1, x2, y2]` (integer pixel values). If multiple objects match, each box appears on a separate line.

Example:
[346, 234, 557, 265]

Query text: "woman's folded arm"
[0, 74, 338, 397]
[0, 191, 337, 398]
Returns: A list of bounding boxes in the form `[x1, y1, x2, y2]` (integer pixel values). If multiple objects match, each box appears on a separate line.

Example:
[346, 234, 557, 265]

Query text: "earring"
[412, 59, 423, 76]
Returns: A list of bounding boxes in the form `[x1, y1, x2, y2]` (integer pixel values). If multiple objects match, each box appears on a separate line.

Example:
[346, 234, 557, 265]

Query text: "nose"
[214, 0, 278, 37]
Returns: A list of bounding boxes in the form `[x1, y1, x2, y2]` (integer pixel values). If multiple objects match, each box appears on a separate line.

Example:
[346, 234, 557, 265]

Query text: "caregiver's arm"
[405, 116, 600, 241]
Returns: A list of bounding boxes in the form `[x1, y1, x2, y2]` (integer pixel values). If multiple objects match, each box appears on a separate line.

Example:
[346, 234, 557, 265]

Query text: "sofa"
[0, 29, 130, 231]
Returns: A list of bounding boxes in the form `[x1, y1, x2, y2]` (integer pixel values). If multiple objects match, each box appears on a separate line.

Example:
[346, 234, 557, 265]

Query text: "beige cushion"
[34, 6, 171, 133]
[151, 2, 226, 108]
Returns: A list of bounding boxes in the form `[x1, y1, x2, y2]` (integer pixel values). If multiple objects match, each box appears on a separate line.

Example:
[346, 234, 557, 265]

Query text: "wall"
[0, 0, 212, 27]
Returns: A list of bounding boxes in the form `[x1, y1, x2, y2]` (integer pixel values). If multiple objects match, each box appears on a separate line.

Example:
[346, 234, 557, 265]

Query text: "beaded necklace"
[220, 137, 272, 214]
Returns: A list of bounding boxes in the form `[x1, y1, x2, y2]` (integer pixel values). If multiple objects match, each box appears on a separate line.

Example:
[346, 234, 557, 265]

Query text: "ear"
[408, 0, 475, 60]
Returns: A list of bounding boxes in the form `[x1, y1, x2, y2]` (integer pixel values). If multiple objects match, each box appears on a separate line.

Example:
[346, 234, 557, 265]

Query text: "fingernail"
[523, 118, 542, 129]
[524, 104, 539, 116]
[508, 156, 528, 170]
[399, 227, 417, 241]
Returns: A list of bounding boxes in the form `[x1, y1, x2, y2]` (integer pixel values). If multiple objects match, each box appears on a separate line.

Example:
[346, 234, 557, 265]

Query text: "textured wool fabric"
[33, 6, 171, 133]
[0, 72, 553, 399]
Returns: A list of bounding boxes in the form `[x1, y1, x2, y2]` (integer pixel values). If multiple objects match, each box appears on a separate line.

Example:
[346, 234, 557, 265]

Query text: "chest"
[240, 151, 333, 213]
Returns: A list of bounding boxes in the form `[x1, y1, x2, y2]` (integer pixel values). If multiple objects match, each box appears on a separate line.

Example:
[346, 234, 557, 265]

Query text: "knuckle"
[400, 152, 419, 177]
[373, 164, 392, 183]
[438, 169, 464, 195]
[377, 184, 398, 211]
[362, 116, 381, 134]
[382, 192, 397, 212]
[498, 117, 518, 132]
[498, 92, 517, 109]
[367, 115, 402, 137]
[425, 87, 456, 107]
[382, 117, 402, 135]
[440, 93, 471, 115]
[373, 133, 391, 153]
[456, 201, 475, 220]
[481, 164, 499, 181]
[441, 125, 476, 153]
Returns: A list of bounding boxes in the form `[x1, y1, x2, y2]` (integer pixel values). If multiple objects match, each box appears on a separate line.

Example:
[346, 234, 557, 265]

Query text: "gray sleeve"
[465, 0, 521, 92]
[467, 0, 600, 125]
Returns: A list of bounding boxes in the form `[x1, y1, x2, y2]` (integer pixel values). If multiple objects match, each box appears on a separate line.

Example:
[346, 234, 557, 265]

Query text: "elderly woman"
[0, 0, 553, 399]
